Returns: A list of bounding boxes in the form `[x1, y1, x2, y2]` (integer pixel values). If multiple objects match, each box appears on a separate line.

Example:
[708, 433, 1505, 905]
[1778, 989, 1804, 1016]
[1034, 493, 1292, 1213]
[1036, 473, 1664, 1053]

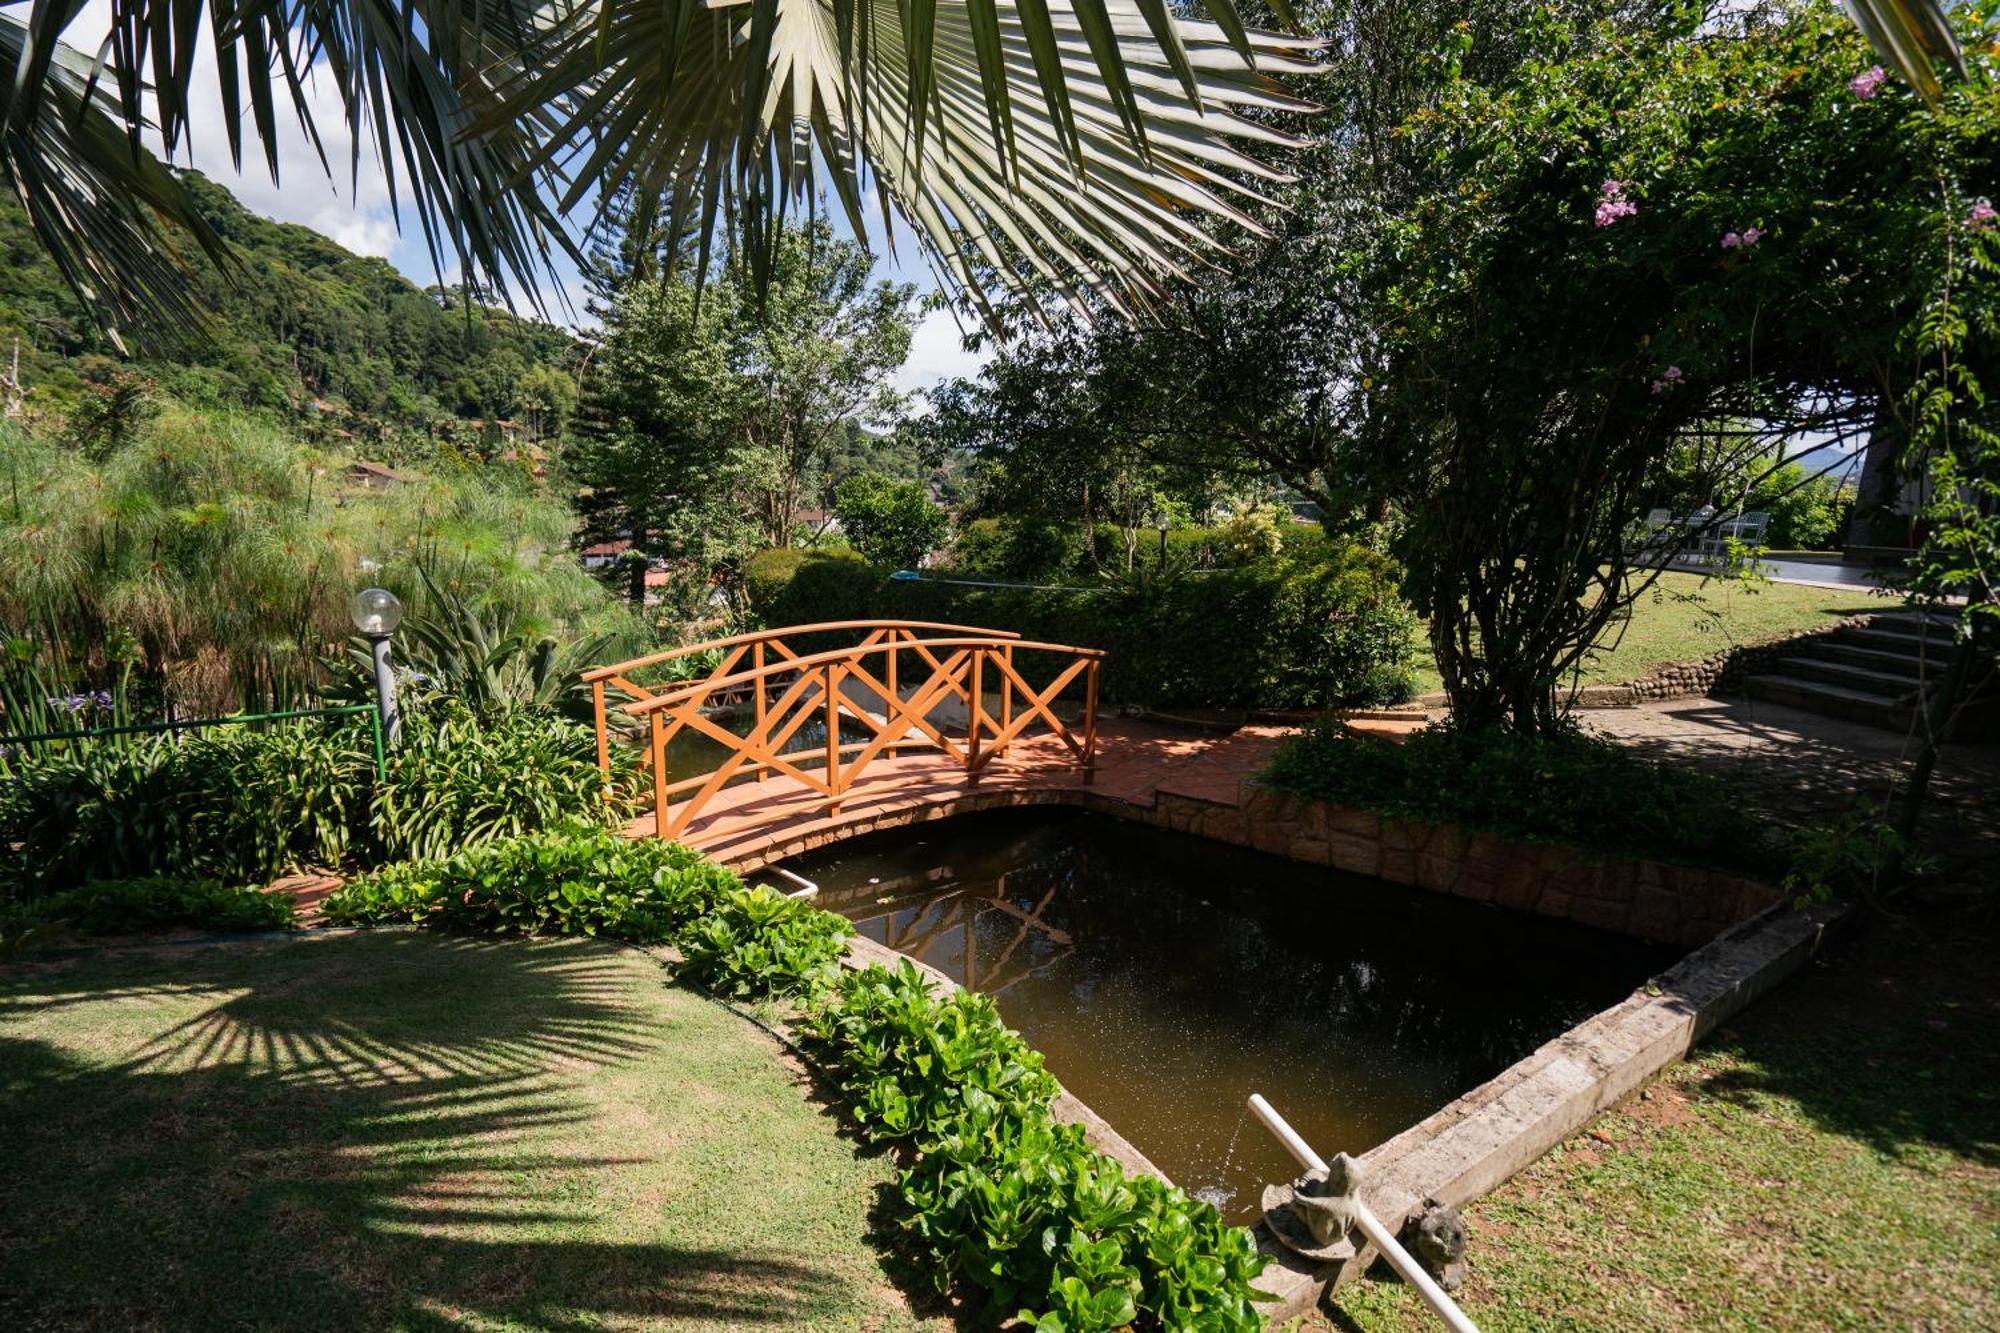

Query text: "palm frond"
[0, 15, 225, 350]
[1840, 0, 1965, 104]
[484, 0, 1322, 326]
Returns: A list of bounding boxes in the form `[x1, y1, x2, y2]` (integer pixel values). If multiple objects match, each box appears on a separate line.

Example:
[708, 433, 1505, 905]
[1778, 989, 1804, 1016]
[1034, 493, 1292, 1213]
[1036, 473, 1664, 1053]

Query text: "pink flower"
[1741, 227, 1762, 245]
[1851, 66, 1887, 100]
[1649, 366, 1684, 395]
[1665, 365, 1683, 381]
[1721, 232, 1741, 249]
[1601, 179, 1627, 198]
[1969, 199, 1997, 231]
[1596, 199, 1638, 227]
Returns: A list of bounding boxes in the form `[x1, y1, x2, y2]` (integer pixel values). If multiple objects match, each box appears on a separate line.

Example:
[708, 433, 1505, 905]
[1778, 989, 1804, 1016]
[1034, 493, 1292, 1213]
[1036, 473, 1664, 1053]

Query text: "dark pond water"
[783, 809, 1674, 1223]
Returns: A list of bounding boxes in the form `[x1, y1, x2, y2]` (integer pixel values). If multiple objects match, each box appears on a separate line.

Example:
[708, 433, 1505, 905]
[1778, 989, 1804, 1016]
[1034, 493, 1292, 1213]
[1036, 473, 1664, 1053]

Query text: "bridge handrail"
[625, 635, 1106, 716]
[580, 620, 1023, 684]
[586, 620, 1104, 842]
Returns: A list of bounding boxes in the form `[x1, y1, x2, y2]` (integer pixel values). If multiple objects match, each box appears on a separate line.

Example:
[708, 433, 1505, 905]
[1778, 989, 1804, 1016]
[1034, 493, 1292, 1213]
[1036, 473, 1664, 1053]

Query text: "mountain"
[0, 172, 580, 454]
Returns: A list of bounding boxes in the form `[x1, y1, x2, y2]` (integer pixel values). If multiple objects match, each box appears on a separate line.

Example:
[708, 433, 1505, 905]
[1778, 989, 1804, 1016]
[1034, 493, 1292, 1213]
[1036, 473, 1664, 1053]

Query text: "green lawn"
[0, 933, 946, 1331]
[1412, 572, 1886, 696]
[1320, 909, 2000, 1332]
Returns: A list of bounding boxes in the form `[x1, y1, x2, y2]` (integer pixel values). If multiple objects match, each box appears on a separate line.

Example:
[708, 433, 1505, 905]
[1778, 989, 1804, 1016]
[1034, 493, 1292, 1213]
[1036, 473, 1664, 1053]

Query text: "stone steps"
[1740, 673, 1924, 730]
[1770, 655, 1927, 699]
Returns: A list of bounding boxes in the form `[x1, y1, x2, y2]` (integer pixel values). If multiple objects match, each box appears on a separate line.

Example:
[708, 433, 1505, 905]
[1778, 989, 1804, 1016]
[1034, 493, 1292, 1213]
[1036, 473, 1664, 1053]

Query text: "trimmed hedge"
[951, 517, 1329, 582]
[743, 543, 1419, 710]
[1260, 720, 1784, 872]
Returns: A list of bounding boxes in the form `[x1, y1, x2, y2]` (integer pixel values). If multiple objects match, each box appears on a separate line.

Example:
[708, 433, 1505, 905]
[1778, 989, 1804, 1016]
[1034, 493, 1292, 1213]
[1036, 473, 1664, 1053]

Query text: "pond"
[783, 809, 1673, 1223]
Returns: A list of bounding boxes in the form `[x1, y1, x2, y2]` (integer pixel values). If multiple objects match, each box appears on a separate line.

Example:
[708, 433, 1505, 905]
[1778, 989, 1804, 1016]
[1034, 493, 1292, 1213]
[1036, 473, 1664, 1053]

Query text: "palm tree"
[0, 0, 1965, 340]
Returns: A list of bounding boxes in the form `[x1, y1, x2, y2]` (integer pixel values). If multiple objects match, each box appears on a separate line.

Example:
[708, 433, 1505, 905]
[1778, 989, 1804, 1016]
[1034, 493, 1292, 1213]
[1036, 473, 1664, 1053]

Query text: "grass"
[1411, 572, 1885, 696]
[1318, 906, 2000, 1332]
[0, 932, 947, 1331]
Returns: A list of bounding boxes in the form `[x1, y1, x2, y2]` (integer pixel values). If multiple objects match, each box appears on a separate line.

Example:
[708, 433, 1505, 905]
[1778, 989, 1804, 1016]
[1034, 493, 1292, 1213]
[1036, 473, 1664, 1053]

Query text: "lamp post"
[351, 587, 404, 746]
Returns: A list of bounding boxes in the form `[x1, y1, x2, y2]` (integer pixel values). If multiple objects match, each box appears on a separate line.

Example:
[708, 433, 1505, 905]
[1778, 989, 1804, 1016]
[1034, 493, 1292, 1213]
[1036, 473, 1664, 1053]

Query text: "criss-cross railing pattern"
[584, 621, 1104, 841]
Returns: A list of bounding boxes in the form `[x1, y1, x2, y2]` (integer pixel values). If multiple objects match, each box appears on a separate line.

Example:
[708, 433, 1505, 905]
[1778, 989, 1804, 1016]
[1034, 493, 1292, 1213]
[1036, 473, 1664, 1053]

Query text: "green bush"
[804, 961, 1269, 1330]
[2, 703, 620, 897]
[746, 541, 1419, 710]
[322, 827, 736, 940]
[0, 721, 371, 897]
[677, 885, 854, 997]
[1, 876, 296, 939]
[371, 704, 616, 863]
[1260, 720, 1782, 871]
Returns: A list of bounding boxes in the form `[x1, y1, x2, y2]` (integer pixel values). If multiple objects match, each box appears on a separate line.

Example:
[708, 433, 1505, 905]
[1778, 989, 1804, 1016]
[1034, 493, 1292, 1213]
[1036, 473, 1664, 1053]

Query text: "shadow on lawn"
[0, 933, 864, 1330]
[1680, 905, 2000, 1169]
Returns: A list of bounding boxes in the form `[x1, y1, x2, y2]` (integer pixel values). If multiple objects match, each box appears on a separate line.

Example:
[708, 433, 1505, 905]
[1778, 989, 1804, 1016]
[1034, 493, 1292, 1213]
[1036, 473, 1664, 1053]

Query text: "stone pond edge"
[717, 784, 1835, 1322]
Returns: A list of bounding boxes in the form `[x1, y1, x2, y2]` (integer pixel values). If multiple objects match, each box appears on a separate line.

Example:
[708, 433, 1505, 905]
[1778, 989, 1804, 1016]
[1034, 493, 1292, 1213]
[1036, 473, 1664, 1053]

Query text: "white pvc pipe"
[1247, 1094, 1480, 1333]
[767, 866, 819, 900]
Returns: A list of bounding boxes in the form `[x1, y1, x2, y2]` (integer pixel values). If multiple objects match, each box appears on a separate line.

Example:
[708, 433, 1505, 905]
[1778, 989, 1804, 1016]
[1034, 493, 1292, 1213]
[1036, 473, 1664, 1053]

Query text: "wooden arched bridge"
[585, 621, 1110, 849]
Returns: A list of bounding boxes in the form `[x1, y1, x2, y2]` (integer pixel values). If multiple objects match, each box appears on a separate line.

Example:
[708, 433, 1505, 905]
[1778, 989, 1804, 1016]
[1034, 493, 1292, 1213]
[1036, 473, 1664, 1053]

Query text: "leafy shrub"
[323, 827, 735, 940]
[832, 471, 950, 568]
[371, 704, 615, 862]
[746, 541, 1419, 709]
[1, 876, 295, 940]
[805, 961, 1269, 1330]
[1260, 720, 1782, 871]
[2, 701, 628, 897]
[677, 885, 854, 997]
[0, 721, 371, 897]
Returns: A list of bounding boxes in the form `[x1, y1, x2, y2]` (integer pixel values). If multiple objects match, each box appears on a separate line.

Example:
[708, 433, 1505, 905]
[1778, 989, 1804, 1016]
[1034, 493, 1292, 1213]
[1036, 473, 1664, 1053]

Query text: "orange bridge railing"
[583, 621, 1103, 840]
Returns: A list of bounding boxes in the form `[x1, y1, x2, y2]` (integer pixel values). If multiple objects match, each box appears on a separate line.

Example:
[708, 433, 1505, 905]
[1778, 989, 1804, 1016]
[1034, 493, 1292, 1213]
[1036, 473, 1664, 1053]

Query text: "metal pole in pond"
[1247, 1093, 1480, 1333]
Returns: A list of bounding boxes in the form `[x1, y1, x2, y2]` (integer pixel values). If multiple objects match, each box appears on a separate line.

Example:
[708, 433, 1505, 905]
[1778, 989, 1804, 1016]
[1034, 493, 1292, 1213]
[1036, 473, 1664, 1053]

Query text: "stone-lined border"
[1326, 898, 1848, 1298]
[1623, 613, 1876, 700]
[725, 782, 1777, 951]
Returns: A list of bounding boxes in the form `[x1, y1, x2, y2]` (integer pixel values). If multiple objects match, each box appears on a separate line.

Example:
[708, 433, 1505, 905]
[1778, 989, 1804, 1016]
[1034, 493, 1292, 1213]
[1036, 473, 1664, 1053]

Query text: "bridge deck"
[628, 716, 1421, 869]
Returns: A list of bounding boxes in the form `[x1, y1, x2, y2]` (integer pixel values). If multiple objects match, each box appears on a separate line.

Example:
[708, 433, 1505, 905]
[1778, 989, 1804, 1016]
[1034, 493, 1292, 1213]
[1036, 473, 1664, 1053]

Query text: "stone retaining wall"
[1141, 787, 1779, 950]
[1625, 613, 1874, 700]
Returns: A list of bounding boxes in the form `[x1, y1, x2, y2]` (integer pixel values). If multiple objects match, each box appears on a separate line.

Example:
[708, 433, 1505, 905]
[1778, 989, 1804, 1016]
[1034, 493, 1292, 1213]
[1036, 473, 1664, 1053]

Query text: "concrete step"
[1803, 641, 1934, 677]
[1741, 673, 1920, 731]
[1836, 625, 1955, 658]
[1772, 656, 1928, 699]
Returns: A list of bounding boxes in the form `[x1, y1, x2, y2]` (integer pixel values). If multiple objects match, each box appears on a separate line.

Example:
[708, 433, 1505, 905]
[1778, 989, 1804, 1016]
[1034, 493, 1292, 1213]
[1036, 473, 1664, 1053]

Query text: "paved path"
[1583, 695, 2000, 875]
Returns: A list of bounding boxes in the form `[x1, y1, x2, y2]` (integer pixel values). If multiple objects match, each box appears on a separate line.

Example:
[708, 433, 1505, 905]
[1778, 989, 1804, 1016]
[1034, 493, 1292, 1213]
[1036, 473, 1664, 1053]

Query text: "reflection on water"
[788, 809, 1672, 1223]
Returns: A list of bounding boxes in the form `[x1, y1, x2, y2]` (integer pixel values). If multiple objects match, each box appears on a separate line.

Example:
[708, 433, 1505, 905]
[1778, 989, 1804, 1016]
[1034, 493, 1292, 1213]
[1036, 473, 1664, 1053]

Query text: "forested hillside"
[0, 173, 578, 451]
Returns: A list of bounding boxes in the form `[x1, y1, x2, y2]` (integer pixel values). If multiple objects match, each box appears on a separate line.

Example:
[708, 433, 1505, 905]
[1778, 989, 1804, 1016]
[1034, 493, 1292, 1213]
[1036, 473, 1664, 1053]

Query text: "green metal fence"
[3, 704, 387, 780]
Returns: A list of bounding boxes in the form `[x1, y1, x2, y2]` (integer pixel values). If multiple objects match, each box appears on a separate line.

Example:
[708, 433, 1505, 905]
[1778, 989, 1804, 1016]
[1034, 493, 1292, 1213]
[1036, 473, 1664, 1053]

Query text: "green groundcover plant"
[325, 826, 1270, 1330]
[0, 875, 295, 945]
[1260, 720, 1784, 873]
[321, 827, 734, 940]
[678, 885, 855, 998]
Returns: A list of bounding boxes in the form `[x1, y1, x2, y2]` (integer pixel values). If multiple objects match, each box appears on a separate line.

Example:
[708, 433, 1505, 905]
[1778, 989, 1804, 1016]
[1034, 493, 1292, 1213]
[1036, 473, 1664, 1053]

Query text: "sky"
[69, 0, 991, 397]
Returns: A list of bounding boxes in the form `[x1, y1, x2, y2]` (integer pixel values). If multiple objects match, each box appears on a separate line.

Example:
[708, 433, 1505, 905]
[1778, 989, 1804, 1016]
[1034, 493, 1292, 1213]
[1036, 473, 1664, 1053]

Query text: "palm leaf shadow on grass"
[0, 933, 888, 1330]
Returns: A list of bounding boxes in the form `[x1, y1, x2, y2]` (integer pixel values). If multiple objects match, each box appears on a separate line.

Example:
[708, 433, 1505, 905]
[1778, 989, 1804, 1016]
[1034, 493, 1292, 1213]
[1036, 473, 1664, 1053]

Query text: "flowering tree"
[1349, 2, 1997, 731]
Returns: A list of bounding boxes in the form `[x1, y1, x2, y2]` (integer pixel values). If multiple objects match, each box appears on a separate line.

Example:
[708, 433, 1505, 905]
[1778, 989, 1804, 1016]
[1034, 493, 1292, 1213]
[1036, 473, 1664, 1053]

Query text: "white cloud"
[896, 305, 992, 398]
[71, 1, 423, 268]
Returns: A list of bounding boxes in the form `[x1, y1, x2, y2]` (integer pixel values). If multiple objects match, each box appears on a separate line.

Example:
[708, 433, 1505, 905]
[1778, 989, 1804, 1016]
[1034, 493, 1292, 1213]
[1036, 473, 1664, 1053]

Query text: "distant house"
[345, 460, 412, 489]
[494, 445, 548, 479]
[581, 537, 634, 569]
